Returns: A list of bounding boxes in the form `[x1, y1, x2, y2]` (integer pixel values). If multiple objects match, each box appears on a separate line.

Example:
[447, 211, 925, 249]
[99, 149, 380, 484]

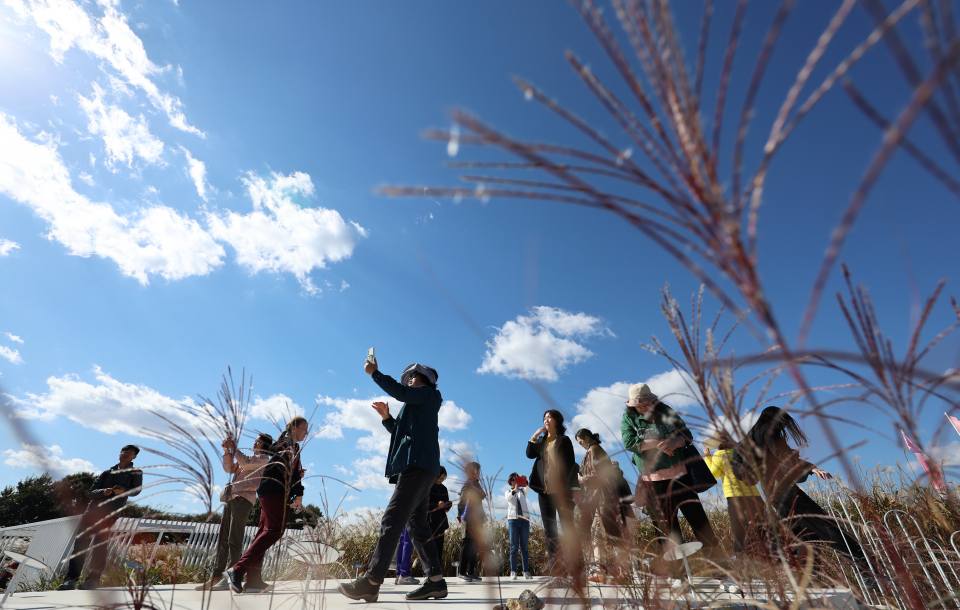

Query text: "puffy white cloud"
[0, 239, 20, 256]
[570, 370, 701, 451]
[7, 0, 202, 136]
[179, 146, 213, 200]
[8, 365, 204, 437]
[317, 394, 474, 490]
[478, 306, 613, 381]
[438, 401, 472, 431]
[248, 393, 304, 424]
[0, 346, 24, 364]
[4, 333, 23, 344]
[77, 83, 165, 170]
[0, 113, 225, 284]
[3, 443, 96, 474]
[206, 172, 366, 296]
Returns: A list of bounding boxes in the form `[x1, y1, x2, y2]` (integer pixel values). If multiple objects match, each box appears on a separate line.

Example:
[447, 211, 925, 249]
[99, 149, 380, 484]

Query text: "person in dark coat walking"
[427, 467, 452, 571]
[58, 445, 142, 590]
[745, 407, 878, 589]
[526, 409, 580, 572]
[224, 417, 307, 593]
[337, 358, 448, 602]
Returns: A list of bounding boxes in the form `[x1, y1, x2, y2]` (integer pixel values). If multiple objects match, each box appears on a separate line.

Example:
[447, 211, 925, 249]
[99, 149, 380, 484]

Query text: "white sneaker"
[524, 572, 532, 579]
[509, 572, 517, 580]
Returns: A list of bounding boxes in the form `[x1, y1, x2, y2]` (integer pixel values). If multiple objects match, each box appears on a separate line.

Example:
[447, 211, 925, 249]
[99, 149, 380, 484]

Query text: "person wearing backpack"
[620, 383, 721, 564]
[703, 429, 765, 557]
[575, 428, 628, 584]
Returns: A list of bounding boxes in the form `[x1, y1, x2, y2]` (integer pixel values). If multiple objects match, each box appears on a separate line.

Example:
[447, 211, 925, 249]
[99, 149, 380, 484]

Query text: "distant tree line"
[0, 473, 322, 530]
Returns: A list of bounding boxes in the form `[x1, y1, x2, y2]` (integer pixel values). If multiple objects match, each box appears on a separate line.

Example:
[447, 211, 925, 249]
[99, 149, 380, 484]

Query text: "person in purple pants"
[395, 527, 419, 585]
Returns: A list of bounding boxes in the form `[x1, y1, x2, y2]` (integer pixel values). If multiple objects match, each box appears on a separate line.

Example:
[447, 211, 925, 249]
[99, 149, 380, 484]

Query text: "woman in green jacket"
[621, 383, 721, 560]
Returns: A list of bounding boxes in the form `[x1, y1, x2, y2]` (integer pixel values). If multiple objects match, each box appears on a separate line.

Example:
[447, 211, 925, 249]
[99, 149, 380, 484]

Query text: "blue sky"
[0, 1, 959, 519]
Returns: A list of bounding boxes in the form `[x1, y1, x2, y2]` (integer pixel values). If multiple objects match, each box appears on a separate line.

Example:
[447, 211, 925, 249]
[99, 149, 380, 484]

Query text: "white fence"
[0, 516, 324, 589]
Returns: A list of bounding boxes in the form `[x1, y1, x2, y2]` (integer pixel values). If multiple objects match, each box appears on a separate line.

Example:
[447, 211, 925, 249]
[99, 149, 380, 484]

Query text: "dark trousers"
[66, 507, 118, 582]
[458, 527, 481, 575]
[231, 493, 286, 578]
[432, 534, 445, 573]
[647, 475, 719, 553]
[538, 491, 574, 562]
[728, 496, 765, 555]
[775, 486, 868, 565]
[210, 496, 254, 576]
[364, 467, 442, 584]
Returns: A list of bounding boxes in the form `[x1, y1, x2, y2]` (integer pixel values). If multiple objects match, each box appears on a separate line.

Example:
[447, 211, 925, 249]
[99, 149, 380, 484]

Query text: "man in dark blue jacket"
[337, 358, 448, 602]
[58, 445, 143, 590]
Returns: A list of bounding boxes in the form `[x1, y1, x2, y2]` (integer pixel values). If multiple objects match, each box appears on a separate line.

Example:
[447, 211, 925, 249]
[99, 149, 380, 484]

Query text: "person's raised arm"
[235, 448, 268, 470]
[526, 427, 546, 459]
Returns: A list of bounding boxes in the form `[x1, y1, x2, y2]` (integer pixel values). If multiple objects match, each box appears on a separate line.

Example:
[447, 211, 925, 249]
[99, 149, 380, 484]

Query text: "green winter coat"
[620, 402, 692, 477]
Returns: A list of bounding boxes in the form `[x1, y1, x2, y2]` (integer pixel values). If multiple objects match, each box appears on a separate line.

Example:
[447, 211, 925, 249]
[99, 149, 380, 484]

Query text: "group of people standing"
[53, 354, 875, 597]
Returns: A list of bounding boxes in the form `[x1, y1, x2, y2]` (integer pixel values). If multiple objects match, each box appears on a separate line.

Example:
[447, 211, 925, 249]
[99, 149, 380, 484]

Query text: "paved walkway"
[0, 577, 861, 610]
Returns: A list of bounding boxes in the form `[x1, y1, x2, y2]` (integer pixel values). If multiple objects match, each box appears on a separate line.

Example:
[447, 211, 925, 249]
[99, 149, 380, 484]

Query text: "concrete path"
[0, 577, 861, 610]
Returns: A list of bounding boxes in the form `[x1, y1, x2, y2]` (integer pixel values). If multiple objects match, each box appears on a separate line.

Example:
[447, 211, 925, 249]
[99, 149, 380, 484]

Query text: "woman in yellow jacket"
[703, 430, 765, 556]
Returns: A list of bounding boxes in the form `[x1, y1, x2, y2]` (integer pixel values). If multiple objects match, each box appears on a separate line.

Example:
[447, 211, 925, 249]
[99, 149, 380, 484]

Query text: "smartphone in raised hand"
[367, 347, 375, 363]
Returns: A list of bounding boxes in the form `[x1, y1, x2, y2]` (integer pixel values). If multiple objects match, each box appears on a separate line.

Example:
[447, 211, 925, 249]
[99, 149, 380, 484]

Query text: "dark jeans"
[66, 507, 118, 582]
[538, 491, 574, 562]
[432, 534, 445, 573]
[364, 467, 442, 584]
[647, 475, 719, 554]
[507, 519, 530, 573]
[459, 527, 481, 575]
[211, 496, 254, 576]
[231, 493, 286, 578]
[728, 495, 765, 555]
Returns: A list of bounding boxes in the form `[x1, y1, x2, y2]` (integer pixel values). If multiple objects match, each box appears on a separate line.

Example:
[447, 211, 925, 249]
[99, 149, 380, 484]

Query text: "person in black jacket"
[427, 467, 452, 571]
[58, 445, 142, 590]
[526, 409, 580, 570]
[224, 416, 307, 594]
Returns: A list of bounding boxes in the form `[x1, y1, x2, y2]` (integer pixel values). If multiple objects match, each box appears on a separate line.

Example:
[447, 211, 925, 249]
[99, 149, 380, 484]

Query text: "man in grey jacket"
[58, 445, 142, 590]
[196, 432, 271, 592]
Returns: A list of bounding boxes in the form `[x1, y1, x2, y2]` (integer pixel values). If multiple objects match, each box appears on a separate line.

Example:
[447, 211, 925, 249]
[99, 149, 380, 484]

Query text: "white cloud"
[570, 370, 701, 451]
[7, 0, 202, 136]
[8, 365, 205, 438]
[0, 113, 225, 284]
[78, 172, 94, 186]
[478, 306, 613, 381]
[4, 333, 23, 344]
[206, 172, 366, 296]
[318, 394, 473, 490]
[248, 393, 304, 424]
[77, 83, 165, 170]
[438, 401, 472, 431]
[0, 346, 24, 364]
[340, 280, 349, 291]
[3, 443, 96, 474]
[0, 239, 19, 256]
[179, 146, 213, 200]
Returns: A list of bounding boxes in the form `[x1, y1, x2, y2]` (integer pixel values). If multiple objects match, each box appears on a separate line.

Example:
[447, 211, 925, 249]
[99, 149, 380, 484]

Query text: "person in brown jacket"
[575, 429, 627, 583]
[196, 432, 272, 592]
